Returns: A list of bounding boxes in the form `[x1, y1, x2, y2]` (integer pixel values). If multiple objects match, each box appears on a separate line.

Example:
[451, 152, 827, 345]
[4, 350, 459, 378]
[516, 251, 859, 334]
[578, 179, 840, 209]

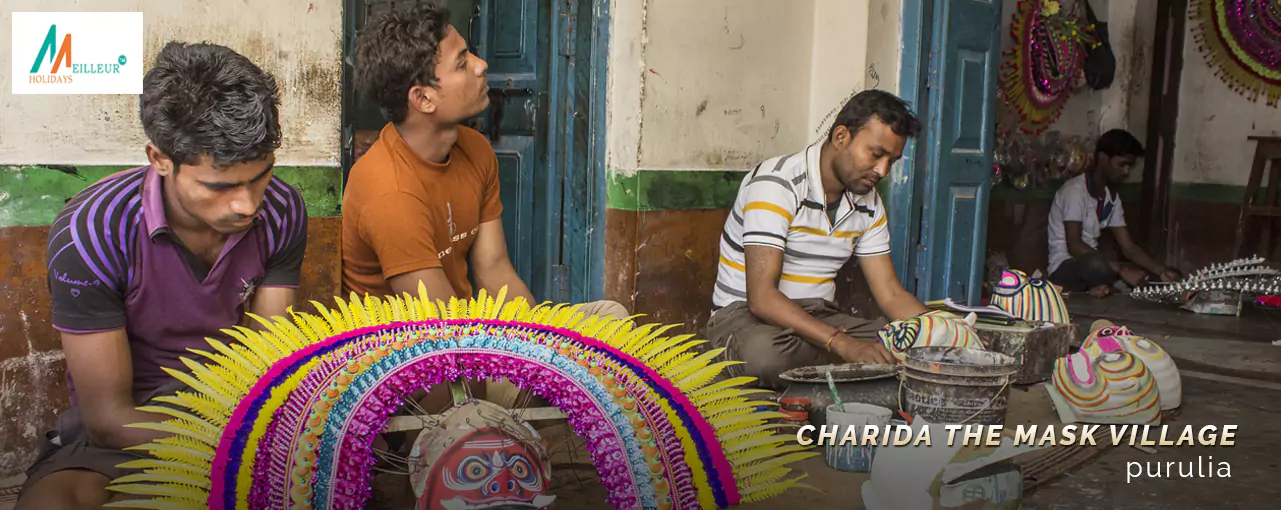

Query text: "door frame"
[889, 0, 934, 294]
[1139, 0, 1188, 260]
[557, 0, 612, 304]
[894, 0, 998, 304]
[339, 0, 611, 304]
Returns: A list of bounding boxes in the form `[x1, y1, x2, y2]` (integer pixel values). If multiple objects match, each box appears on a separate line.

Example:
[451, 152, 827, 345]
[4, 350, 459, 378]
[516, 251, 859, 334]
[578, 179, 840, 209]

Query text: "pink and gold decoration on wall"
[1191, 0, 1281, 106]
[1000, 0, 1100, 134]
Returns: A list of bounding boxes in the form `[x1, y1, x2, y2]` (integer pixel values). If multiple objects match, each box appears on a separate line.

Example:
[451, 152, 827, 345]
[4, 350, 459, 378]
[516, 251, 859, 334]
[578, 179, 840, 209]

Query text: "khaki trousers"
[705, 299, 885, 390]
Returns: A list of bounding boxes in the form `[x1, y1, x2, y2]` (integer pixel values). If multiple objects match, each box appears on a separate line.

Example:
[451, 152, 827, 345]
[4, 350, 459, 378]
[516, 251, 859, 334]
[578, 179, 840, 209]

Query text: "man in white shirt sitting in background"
[1047, 129, 1181, 297]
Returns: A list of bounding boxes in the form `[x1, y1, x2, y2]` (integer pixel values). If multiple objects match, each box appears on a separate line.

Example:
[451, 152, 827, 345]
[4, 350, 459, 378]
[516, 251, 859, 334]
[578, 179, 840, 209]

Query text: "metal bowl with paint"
[777, 363, 901, 427]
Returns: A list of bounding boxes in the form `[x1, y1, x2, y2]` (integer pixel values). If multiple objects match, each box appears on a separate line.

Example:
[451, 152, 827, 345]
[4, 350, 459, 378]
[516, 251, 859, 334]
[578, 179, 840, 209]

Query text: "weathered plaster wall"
[1173, 12, 1281, 186]
[0, 0, 342, 480]
[1165, 3, 1281, 265]
[606, 0, 893, 176]
[604, 0, 646, 176]
[807, 0, 870, 143]
[866, 0, 902, 96]
[636, 0, 817, 171]
[0, 0, 341, 166]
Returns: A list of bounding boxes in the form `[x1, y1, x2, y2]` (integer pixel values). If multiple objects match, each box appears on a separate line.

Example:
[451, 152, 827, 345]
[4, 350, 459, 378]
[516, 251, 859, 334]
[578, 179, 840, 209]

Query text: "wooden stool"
[1234, 136, 1281, 259]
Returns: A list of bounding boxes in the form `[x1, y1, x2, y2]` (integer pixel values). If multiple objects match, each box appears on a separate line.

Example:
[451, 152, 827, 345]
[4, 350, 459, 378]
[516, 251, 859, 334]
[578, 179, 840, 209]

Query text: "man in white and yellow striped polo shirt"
[706, 90, 931, 390]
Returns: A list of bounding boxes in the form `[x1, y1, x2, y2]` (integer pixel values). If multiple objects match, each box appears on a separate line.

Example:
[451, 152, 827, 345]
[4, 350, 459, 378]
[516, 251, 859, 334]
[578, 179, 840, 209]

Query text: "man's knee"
[741, 354, 794, 390]
[734, 332, 804, 390]
[17, 470, 110, 510]
[578, 300, 630, 319]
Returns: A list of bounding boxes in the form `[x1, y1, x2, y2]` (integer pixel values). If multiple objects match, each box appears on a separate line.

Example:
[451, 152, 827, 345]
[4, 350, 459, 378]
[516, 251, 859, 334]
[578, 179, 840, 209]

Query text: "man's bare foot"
[1089, 284, 1112, 298]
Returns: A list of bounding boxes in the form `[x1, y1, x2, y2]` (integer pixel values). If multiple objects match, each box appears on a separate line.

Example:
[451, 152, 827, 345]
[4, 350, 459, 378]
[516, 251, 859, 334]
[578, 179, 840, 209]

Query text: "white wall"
[867, 0, 903, 96]
[808, 0, 871, 143]
[1173, 14, 1281, 185]
[0, 0, 342, 166]
[607, 0, 896, 175]
[639, 0, 816, 170]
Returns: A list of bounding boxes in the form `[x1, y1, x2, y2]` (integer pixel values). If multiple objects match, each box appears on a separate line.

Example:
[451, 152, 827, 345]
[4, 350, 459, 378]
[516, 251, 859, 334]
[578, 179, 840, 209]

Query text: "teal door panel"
[890, 0, 935, 293]
[560, 0, 610, 304]
[917, 0, 1001, 304]
[494, 138, 536, 281]
[474, 0, 559, 302]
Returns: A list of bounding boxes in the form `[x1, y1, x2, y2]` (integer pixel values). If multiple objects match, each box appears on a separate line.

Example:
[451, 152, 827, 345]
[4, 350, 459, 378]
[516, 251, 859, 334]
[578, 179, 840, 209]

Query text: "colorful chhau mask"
[1046, 350, 1161, 425]
[1081, 320, 1181, 410]
[104, 287, 815, 510]
[410, 400, 554, 510]
[989, 269, 1070, 324]
[876, 311, 985, 362]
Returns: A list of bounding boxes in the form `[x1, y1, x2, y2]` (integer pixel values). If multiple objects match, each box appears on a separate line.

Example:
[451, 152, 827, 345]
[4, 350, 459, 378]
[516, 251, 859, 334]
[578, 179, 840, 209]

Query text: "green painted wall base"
[606, 169, 1253, 212]
[607, 169, 893, 211]
[0, 165, 343, 228]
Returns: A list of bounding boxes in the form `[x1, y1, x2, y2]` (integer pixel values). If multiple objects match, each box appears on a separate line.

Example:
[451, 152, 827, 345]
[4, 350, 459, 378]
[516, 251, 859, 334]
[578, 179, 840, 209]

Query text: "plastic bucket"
[824, 403, 892, 472]
[900, 347, 1018, 425]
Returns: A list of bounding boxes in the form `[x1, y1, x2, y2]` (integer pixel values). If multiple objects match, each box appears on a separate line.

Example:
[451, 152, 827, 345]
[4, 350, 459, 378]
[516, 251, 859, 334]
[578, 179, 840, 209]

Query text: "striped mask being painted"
[990, 269, 1071, 324]
[876, 310, 985, 362]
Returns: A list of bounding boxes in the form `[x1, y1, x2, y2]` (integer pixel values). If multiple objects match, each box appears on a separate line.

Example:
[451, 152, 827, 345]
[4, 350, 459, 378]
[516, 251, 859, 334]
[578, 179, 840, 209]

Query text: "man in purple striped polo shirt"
[17, 42, 308, 509]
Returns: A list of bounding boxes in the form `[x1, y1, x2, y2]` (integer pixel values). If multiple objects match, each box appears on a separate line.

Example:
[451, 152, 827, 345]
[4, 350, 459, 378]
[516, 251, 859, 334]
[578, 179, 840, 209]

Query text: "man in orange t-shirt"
[343, 6, 627, 326]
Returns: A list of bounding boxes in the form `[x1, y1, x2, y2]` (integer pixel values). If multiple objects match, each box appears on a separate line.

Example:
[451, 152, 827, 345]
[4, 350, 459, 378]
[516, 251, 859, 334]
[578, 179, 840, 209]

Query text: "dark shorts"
[706, 298, 886, 390]
[1049, 251, 1118, 291]
[20, 379, 186, 494]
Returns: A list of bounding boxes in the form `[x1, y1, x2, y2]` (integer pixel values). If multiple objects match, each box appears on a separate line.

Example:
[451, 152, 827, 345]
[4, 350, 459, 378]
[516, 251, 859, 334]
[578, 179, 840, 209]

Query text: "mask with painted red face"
[410, 400, 555, 510]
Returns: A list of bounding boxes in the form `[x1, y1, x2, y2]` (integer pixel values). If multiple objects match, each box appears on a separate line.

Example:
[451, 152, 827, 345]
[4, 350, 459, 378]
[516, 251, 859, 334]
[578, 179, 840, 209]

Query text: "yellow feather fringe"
[107, 283, 811, 508]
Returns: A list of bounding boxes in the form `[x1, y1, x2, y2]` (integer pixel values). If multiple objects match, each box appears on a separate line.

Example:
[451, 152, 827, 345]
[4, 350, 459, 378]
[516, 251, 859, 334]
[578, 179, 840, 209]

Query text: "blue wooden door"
[471, 0, 561, 302]
[916, 0, 1001, 304]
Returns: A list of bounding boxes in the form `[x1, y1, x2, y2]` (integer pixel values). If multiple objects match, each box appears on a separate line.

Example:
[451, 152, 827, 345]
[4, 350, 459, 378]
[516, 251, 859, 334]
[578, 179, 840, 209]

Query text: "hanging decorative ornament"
[102, 288, 816, 510]
[1191, 0, 1281, 106]
[1000, 0, 1098, 134]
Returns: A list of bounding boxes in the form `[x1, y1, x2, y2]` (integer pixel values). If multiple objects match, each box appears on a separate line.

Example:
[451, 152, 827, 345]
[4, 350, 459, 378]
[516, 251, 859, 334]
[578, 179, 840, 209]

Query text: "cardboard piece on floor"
[862, 417, 1048, 510]
[1180, 290, 1242, 316]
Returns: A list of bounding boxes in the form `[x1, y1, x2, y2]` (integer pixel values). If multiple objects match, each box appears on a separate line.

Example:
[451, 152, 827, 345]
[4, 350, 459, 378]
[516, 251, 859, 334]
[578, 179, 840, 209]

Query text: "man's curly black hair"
[828, 89, 922, 141]
[140, 41, 282, 170]
[353, 3, 452, 124]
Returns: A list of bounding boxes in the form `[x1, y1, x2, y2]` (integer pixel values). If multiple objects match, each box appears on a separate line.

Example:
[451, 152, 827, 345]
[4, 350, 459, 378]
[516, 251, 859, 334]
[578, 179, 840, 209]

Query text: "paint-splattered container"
[824, 403, 892, 472]
[900, 347, 1018, 425]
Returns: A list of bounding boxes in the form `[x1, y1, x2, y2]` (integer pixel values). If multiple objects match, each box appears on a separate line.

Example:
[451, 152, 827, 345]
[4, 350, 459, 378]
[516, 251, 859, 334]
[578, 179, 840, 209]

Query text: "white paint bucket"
[824, 402, 892, 472]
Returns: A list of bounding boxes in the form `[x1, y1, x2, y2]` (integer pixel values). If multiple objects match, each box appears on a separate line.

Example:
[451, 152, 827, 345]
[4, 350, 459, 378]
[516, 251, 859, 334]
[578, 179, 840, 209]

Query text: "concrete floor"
[1023, 375, 1281, 509]
[1064, 293, 1281, 345]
